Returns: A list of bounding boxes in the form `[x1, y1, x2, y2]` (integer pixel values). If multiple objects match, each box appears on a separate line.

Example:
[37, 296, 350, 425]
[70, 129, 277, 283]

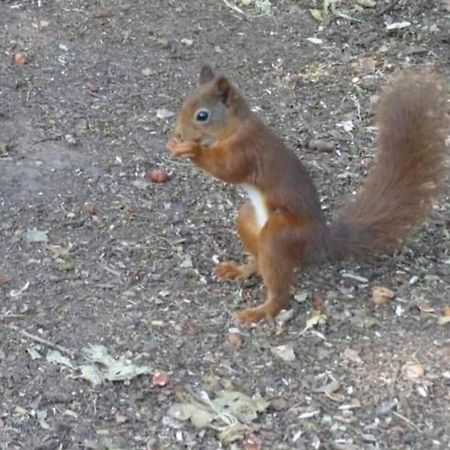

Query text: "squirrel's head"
[173, 65, 247, 146]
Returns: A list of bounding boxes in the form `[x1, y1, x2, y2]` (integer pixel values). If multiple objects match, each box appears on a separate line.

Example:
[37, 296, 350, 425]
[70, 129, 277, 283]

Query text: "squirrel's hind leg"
[236, 214, 300, 326]
[215, 202, 260, 281]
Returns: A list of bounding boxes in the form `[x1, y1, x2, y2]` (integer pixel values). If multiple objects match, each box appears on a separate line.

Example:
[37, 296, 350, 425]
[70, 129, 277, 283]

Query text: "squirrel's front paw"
[166, 138, 200, 159]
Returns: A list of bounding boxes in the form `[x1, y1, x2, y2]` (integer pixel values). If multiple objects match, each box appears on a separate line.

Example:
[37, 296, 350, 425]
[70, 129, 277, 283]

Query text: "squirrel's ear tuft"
[214, 76, 232, 105]
[199, 65, 215, 85]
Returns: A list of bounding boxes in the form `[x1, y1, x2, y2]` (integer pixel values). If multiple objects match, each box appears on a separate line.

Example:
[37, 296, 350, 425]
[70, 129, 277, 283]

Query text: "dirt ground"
[1, 1, 449, 449]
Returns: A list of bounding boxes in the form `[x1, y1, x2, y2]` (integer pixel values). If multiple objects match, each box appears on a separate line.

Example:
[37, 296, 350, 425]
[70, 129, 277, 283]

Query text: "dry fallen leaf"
[271, 344, 296, 362]
[83, 202, 96, 215]
[27, 345, 43, 360]
[402, 362, 425, 380]
[371, 286, 394, 305]
[46, 350, 75, 369]
[14, 51, 28, 66]
[212, 390, 269, 424]
[356, 56, 378, 74]
[115, 411, 128, 424]
[79, 365, 104, 386]
[168, 389, 269, 442]
[416, 301, 435, 314]
[218, 423, 250, 445]
[80, 344, 153, 385]
[45, 243, 73, 258]
[228, 332, 244, 348]
[313, 377, 344, 401]
[342, 347, 364, 365]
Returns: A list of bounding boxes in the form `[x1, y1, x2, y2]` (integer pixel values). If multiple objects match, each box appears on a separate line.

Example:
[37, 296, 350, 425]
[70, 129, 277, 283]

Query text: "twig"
[392, 411, 421, 432]
[101, 264, 122, 278]
[26, 87, 33, 103]
[8, 323, 75, 357]
[222, 0, 250, 18]
[0, 314, 25, 319]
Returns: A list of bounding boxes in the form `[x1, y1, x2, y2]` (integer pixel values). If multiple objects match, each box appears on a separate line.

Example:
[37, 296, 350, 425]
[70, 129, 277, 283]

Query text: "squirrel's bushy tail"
[328, 71, 449, 260]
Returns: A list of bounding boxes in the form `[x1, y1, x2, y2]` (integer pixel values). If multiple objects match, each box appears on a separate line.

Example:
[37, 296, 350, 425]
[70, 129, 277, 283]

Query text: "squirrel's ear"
[214, 76, 232, 105]
[199, 65, 215, 85]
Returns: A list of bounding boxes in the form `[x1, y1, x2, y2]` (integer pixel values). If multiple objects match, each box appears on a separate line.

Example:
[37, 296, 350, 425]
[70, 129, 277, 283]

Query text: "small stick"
[392, 411, 421, 432]
[8, 323, 74, 357]
[222, 0, 249, 18]
[0, 314, 25, 319]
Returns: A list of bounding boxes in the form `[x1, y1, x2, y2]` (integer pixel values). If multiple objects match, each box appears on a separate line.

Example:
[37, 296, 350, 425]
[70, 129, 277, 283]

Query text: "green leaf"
[57, 260, 76, 271]
[310, 9, 323, 21]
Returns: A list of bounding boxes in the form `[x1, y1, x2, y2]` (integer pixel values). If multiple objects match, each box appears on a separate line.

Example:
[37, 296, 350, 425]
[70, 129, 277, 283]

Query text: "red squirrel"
[166, 65, 449, 326]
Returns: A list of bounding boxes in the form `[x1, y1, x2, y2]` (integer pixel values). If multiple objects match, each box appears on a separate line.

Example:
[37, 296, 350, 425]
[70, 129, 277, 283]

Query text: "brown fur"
[167, 67, 449, 325]
[329, 71, 449, 259]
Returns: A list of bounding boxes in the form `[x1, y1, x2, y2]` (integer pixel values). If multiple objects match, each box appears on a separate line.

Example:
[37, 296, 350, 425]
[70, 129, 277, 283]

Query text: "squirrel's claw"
[235, 305, 277, 327]
[215, 261, 256, 281]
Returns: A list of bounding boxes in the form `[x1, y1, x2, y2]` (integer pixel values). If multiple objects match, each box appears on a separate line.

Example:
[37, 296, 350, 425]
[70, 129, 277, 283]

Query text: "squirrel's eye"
[195, 109, 210, 123]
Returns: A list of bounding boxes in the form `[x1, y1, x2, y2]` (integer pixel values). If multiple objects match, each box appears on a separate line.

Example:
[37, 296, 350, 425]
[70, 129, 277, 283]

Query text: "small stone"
[65, 134, 77, 145]
[270, 398, 289, 411]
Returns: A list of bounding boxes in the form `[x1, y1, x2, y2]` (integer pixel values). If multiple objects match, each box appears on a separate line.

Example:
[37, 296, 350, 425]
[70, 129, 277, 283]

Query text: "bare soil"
[1, 1, 449, 449]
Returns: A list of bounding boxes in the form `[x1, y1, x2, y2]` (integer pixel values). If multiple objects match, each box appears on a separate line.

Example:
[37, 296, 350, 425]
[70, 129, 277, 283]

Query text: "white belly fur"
[240, 184, 269, 230]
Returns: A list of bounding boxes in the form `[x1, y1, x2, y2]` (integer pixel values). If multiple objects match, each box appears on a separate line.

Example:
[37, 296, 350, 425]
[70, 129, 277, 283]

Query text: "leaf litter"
[168, 389, 269, 444]
[36, 344, 153, 387]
